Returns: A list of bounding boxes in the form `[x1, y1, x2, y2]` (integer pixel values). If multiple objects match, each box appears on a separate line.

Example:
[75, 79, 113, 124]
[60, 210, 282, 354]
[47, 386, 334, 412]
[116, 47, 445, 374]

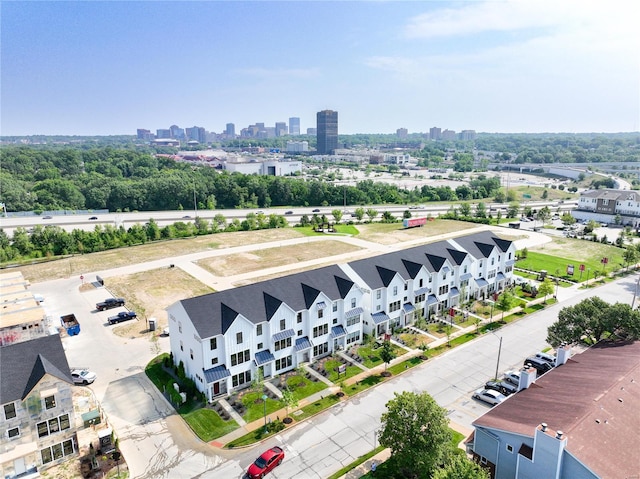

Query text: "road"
[30, 231, 636, 479]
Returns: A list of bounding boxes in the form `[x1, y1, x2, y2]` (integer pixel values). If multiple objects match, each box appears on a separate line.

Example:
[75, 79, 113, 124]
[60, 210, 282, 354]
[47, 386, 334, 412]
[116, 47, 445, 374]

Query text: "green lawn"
[182, 408, 238, 442]
[357, 343, 405, 368]
[296, 224, 360, 236]
[517, 250, 623, 282]
[283, 374, 328, 401]
[323, 359, 362, 382]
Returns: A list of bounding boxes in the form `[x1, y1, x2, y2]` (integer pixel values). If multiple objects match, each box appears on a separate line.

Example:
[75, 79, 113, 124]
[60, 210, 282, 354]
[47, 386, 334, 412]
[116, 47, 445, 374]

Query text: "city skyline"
[2, 1, 638, 137]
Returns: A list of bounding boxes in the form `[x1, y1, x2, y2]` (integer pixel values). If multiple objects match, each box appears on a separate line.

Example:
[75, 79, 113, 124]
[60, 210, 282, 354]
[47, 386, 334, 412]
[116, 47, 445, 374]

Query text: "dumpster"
[148, 318, 156, 331]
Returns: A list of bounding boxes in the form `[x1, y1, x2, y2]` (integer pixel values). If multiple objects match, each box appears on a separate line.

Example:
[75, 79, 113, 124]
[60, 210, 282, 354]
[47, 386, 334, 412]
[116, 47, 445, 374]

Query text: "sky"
[1, 0, 639, 136]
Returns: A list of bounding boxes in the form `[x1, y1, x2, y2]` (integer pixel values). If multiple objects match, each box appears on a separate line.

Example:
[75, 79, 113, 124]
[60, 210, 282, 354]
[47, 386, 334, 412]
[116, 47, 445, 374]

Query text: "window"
[8, 427, 19, 438]
[313, 324, 329, 338]
[332, 303, 338, 312]
[389, 300, 401, 312]
[488, 270, 496, 279]
[211, 358, 218, 365]
[346, 331, 360, 344]
[3, 403, 16, 420]
[351, 298, 356, 308]
[297, 330, 303, 336]
[415, 293, 425, 303]
[404, 283, 408, 290]
[376, 290, 381, 299]
[280, 319, 286, 331]
[178, 322, 182, 333]
[41, 439, 75, 464]
[480, 456, 487, 465]
[438, 285, 449, 295]
[210, 337, 217, 350]
[346, 315, 360, 327]
[236, 332, 243, 344]
[38, 422, 49, 438]
[506, 444, 513, 453]
[480, 261, 483, 268]
[313, 342, 329, 356]
[230, 349, 250, 366]
[429, 275, 432, 283]
[274, 337, 292, 351]
[48, 418, 60, 434]
[275, 356, 292, 371]
[318, 309, 323, 319]
[44, 395, 56, 409]
[463, 265, 467, 273]
[419, 278, 423, 287]
[257, 343, 263, 350]
[180, 340, 183, 351]
[393, 286, 398, 295]
[297, 312, 302, 323]
[332, 318, 338, 324]
[190, 349, 194, 360]
[232, 371, 251, 388]
[256, 324, 262, 336]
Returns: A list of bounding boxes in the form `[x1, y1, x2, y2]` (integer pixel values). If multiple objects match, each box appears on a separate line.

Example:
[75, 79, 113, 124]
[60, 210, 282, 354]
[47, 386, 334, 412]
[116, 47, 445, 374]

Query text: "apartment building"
[167, 231, 516, 400]
[469, 341, 640, 479]
[575, 188, 640, 227]
[0, 335, 78, 479]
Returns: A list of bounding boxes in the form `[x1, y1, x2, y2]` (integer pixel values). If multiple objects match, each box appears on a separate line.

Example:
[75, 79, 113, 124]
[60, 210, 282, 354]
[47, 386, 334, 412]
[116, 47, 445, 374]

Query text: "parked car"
[524, 357, 554, 375]
[107, 311, 137, 325]
[89, 216, 98, 220]
[534, 351, 556, 365]
[472, 388, 506, 406]
[71, 369, 97, 385]
[484, 380, 517, 396]
[503, 370, 521, 386]
[247, 446, 285, 479]
[96, 297, 125, 311]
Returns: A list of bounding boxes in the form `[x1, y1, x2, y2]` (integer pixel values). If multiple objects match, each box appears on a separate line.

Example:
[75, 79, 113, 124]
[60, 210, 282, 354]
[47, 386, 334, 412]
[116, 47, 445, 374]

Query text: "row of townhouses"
[167, 231, 517, 401]
[575, 188, 640, 227]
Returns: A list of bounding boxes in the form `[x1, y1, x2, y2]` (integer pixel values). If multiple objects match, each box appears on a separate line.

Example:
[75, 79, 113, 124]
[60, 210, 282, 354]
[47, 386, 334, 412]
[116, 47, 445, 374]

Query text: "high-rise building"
[316, 110, 338, 155]
[186, 126, 206, 143]
[429, 127, 442, 140]
[156, 129, 171, 139]
[170, 125, 185, 139]
[275, 122, 287, 137]
[137, 129, 152, 141]
[460, 129, 477, 141]
[396, 128, 408, 139]
[289, 117, 300, 135]
[442, 129, 456, 140]
[225, 123, 235, 138]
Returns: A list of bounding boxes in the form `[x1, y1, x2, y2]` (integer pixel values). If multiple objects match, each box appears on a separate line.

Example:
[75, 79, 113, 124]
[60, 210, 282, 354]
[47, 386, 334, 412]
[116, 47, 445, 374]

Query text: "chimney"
[519, 366, 537, 391]
[556, 343, 572, 366]
[541, 422, 548, 432]
[556, 430, 564, 440]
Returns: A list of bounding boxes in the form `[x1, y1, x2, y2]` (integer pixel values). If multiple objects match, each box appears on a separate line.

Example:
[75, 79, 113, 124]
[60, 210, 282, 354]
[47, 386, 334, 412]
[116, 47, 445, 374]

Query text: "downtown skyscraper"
[316, 110, 338, 155]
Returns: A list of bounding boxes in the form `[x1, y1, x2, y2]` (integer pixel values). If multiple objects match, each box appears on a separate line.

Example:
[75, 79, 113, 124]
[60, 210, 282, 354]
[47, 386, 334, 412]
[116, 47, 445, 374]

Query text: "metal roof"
[255, 350, 275, 366]
[371, 312, 390, 324]
[294, 337, 312, 351]
[330, 325, 347, 338]
[203, 365, 231, 383]
[272, 329, 295, 342]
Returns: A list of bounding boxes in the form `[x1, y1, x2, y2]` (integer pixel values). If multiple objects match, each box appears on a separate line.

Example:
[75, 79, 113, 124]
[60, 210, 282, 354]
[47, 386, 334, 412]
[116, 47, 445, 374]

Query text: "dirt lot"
[355, 220, 475, 245]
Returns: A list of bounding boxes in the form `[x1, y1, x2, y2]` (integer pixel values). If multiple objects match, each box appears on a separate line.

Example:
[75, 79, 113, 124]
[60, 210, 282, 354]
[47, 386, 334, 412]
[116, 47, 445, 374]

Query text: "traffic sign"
[80, 275, 84, 281]
[523, 194, 532, 199]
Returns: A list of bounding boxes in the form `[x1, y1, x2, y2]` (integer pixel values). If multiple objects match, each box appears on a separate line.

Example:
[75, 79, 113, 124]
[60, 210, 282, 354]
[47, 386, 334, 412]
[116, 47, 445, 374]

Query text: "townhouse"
[575, 188, 640, 227]
[469, 341, 640, 479]
[1, 335, 78, 479]
[168, 231, 517, 400]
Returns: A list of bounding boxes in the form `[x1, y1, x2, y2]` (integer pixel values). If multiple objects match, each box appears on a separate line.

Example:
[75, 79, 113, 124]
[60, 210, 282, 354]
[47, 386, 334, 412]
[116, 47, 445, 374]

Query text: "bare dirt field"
[529, 236, 618, 260]
[354, 220, 477, 244]
[196, 240, 363, 277]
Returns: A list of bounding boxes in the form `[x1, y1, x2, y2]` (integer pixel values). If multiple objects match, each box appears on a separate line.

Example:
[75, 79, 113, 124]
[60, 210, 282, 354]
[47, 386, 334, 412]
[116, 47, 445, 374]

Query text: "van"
[535, 351, 556, 365]
[524, 357, 554, 375]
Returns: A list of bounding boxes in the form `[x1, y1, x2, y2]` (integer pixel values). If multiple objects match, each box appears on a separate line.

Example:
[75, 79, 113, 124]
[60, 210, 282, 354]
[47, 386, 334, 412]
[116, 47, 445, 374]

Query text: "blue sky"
[2, 1, 638, 136]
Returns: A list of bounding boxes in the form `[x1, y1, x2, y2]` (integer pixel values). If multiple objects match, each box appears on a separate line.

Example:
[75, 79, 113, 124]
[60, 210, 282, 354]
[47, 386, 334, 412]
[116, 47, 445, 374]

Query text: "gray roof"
[180, 265, 355, 338]
[580, 188, 640, 202]
[0, 335, 73, 403]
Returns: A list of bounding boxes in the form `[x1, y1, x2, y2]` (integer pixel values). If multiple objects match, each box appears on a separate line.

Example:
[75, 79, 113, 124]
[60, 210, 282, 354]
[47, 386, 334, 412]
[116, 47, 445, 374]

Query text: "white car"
[473, 388, 506, 406]
[71, 369, 97, 385]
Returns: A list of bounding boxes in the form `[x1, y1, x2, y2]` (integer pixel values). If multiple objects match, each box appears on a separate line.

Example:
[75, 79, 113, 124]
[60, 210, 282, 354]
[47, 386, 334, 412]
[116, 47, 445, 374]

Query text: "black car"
[89, 216, 98, 220]
[524, 357, 554, 375]
[285, 211, 293, 215]
[485, 380, 517, 396]
[312, 209, 321, 213]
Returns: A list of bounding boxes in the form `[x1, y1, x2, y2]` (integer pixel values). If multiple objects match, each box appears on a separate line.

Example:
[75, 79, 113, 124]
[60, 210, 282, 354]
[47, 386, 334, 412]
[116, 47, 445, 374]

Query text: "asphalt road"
[30, 234, 638, 479]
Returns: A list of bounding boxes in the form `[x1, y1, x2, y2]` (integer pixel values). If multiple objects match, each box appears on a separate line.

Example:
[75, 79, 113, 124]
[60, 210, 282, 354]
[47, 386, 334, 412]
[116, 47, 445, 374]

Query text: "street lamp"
[262, 394, 268, 433]
[555, 278, 559, 299]
[491, 332, 503, 380]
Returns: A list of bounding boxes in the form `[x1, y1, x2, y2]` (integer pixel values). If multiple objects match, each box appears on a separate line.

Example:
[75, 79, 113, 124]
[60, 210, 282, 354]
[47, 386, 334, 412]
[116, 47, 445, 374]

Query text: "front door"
[14, 457, 26, 475]
[212, 382, 220, 396]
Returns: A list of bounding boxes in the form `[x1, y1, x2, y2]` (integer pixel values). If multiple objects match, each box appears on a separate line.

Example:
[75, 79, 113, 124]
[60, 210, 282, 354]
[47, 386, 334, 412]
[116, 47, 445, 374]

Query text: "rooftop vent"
[541, 423, 547, 432]
[556, 431, 564, 440]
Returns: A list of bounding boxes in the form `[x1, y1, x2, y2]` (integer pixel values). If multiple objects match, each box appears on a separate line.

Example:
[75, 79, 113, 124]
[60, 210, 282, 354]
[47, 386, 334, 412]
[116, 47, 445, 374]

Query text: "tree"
[354, 207, 365, 221]
[379, 391, 451, 479]
[547, 297, 640, 347]
[507, 202, 520, 218]
[331, 209, 343, 223]
[458, 202, 472, 217]
[474, 202, 487, 218]
[494, 291, 517, 322]
[432, 454, 490, 479]
[538, 278, 555, 303]
[281, 386, 298, 419]
[366, 208, 378, 222]
[380, 340, 396, 371]
[622, 246, 638, 271]
[536, 206, 551, 224]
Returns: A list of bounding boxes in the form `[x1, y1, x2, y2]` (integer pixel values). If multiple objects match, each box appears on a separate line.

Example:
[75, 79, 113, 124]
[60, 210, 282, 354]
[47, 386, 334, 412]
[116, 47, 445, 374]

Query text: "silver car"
[473, 388, 506, 406]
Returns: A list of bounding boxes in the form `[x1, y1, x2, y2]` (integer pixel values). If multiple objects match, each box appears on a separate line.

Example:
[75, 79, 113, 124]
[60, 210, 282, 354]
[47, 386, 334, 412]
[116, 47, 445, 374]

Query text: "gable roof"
[473, 340, 640, 479]
[180, 265, 355, 338]
[580, 188, 640, 202]
[0, 335, 73, 403]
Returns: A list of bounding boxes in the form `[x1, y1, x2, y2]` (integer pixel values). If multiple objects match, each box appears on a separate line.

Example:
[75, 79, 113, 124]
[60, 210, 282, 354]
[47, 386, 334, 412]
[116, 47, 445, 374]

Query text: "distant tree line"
[0, 146, 502, 213]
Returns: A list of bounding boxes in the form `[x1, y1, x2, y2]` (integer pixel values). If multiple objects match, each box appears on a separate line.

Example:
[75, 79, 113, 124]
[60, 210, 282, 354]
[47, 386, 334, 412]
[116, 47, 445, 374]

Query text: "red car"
[247, 446, 284, 478]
